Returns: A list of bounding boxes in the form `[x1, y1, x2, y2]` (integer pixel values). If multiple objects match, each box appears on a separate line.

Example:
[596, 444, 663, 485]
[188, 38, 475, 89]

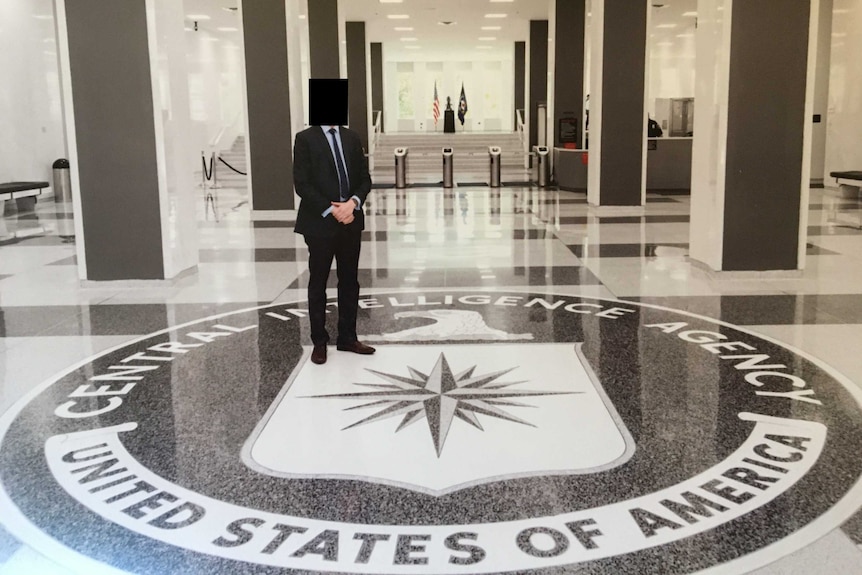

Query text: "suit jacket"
[293, 126, 372, 237]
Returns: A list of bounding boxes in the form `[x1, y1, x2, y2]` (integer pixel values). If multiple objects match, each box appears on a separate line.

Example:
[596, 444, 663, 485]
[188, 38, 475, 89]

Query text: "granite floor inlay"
[1, 293, 861, 575]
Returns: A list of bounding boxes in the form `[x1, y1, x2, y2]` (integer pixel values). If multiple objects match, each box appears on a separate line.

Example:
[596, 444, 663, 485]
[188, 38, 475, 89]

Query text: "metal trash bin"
[394, 147, 408, 189]
[52, 158, 75, 240]
[442, 147, 454, 188]
[489, 146, 502, 188]
[533, 146, 550, 188]
[53, 159, 72, 204]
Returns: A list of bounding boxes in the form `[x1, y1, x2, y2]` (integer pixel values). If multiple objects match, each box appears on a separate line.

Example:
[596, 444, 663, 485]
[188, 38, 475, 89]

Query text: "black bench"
[830, 171, 862, 198]
[0, 181, 49, 213]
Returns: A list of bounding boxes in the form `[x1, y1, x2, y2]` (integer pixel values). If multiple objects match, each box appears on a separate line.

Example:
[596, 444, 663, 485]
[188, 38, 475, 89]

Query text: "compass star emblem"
[308, 353, 577, 456]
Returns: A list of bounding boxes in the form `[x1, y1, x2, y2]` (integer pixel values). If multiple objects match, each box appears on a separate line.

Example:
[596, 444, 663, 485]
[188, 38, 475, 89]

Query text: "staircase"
[371, 132, 528, 182]
[215, 136, 248, 189]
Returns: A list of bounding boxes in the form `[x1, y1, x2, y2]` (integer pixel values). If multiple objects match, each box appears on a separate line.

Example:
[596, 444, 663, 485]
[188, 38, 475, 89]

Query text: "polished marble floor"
[1, 182, 862, 574]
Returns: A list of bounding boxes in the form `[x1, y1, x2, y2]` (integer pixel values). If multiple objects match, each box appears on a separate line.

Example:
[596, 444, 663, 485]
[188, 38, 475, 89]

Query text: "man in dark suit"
[294, 80, 375, 365]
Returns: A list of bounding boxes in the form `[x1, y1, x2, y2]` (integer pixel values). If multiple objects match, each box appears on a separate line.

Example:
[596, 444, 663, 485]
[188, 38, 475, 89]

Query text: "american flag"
[432, 81, 440, 125]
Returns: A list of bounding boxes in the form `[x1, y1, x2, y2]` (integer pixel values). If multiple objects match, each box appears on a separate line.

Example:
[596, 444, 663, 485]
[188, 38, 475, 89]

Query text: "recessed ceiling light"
[482, 26, 502, 30]
[478, 37, 497, 41]
[184, 27, 193, 31]
[656, 41, 673, 46]
[834, 8, 851, 13]
[676, 33, 694, 38]
[387, 14, 410, 19]
[490, 0, 515, 2]
[394, 26, 414, 31]
[485, 13, 508, 18]
[186, 14, 211, 20]
[379, 0, 404, 3]
[400, 37, 418, 41]
[405, 45, 421, 49]
[656, 23, 676, 28]
[832, 32, 847, 37]
[217, 27, 238, 32]
[682, 11, 697, 16]
[299, 14, 306, 19]
[32, 15, 53, 20]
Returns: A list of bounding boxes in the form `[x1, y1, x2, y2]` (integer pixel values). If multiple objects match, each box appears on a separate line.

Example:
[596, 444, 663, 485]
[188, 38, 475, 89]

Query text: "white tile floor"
[1, 185, 861, 574]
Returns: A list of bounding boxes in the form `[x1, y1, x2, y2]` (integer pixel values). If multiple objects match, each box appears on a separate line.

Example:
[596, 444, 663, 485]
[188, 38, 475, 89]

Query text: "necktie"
[328, 128, 349, 201]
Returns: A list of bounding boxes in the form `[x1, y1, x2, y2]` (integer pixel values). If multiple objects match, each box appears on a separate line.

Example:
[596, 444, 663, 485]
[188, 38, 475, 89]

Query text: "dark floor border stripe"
[0, 302, 267, 337]
[624, 294, 862, 325]
[648, 188, 691, 195]
[199, 248, 301, 263]
[287, 265, 600, 290]
[841, 509, 862, 545]
[0, 524, 21, 564]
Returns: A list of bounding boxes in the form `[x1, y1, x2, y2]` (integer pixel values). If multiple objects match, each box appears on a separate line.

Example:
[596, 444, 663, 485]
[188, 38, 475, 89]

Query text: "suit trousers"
[303, 227, 362, 346]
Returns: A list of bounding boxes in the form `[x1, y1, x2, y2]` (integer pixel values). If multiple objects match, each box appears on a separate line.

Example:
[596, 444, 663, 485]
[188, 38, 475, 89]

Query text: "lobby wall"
[183, 16, 246, 154]
[0, 0, 65, 189]
[384, 53, 515, 133]
[825, 0, 862, 182]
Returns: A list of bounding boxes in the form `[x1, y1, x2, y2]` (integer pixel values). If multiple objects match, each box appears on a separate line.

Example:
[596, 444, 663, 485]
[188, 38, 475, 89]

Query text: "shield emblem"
[245, 330, 634, 496]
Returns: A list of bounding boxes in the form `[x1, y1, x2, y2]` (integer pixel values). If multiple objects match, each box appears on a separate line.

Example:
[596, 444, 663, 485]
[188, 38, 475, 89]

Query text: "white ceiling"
[180, 0, 699, 55]
[343, 0, 546, 56]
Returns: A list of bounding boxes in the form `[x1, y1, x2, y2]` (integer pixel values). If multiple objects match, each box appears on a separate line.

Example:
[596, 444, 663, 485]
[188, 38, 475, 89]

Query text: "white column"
[146, 0, 199, 279]
[688, 0, 733, 271]
[586, 0, 605, 206]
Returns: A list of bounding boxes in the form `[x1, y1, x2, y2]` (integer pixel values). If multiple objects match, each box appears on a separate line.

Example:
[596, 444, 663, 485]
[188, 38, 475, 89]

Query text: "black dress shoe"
[311, 345, 327, 364]
[336, 341, 376, 355]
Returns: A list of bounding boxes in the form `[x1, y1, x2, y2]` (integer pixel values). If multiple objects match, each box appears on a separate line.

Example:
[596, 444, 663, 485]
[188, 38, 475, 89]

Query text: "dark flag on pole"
[457, 83, 468, 125]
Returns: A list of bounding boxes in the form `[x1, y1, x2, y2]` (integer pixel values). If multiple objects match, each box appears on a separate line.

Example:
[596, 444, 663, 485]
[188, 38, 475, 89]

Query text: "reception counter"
[554, 137, 693, 193]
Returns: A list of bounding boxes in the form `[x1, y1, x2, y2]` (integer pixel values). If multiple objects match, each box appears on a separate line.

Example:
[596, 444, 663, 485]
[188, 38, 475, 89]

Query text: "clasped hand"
[331, 199, 356, 224]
